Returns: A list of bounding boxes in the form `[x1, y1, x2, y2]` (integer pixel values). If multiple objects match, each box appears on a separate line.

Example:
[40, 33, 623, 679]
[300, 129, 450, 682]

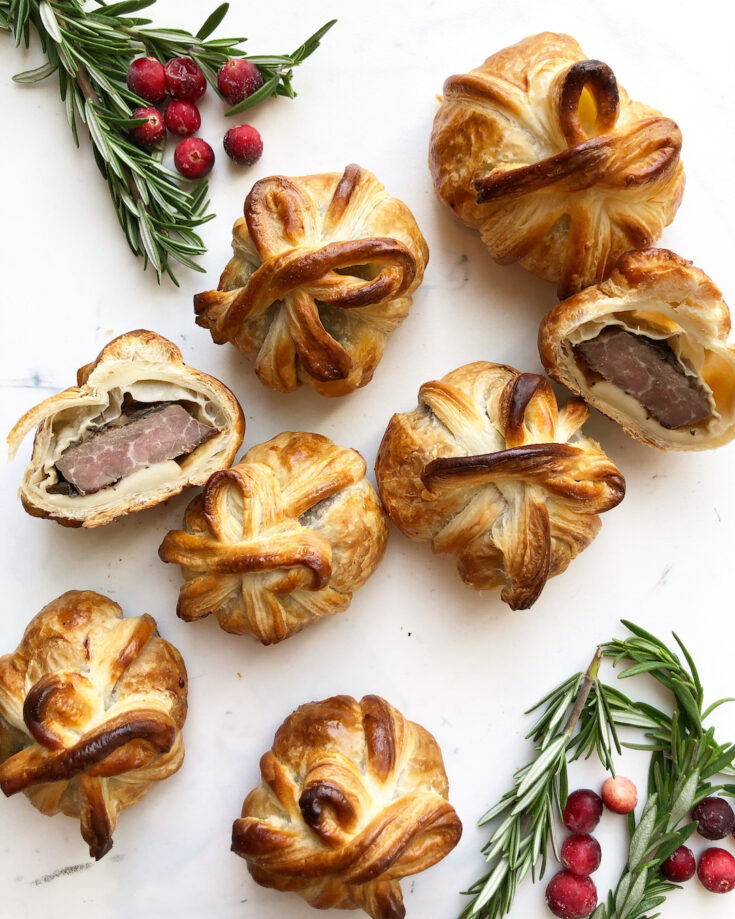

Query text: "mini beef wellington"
[429, 33, 684, 297]
[194, 164, 429, 396]
[0, 590, 187, 859]
[231, 694, 461, 919]
[8, 330, 244, 527]
[159, 432, 389, 644]
[375, 363, 625, 609]
[539, 249, 735, 450]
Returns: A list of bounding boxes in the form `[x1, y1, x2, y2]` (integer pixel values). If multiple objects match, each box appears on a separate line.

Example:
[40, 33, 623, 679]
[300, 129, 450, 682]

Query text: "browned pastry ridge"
[375, 362, 625, 609]
[539, 249, 735, 450]
[429, 33, 685, 297]
[231, 694, 461, 919]
[159, 432, 389, 644]
[194, 164, 429, 396]
[0, 591, 187, 859]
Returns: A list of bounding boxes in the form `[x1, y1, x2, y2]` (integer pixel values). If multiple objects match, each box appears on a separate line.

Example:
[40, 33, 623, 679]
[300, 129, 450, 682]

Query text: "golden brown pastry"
[0, 590, 187, 859]
[429, 33, 684, 297]
[231, 694, 461, 918]
[8, 330, 244, 527]
[194, 164, 429, 396]
[539, 249, 735, 450]
[159, 432, 389, 644]
[375, 362, 625, 609]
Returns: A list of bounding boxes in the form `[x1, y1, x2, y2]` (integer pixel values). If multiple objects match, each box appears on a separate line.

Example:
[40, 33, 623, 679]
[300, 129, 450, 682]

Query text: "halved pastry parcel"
[539, 249, 735, 450]
[8, 330, 245, 526]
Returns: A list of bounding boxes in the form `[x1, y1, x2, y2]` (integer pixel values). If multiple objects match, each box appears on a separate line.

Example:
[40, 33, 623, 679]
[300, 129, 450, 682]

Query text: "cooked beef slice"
[55, 403, 216, 495]
[573, 327, 711, 430]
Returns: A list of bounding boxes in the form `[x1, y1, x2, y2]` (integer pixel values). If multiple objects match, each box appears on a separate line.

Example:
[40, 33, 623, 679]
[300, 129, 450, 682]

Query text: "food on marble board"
[429, 32, 684, 297]
[231, 694, 461, 918]
[8, 330, 244, 527]
[375, 362, 625, 609]
[159, 432, 389, 645]
[0, 590, 187, 860]
[194, 163, 429, 396]
[539, 249, 735, 450]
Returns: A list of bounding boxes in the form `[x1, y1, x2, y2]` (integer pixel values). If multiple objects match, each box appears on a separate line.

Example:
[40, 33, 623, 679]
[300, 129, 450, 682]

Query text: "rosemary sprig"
[0, 1, 335, 281]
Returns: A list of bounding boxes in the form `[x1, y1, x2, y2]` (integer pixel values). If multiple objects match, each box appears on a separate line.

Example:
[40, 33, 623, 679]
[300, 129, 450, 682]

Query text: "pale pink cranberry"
[601, 776, 638, 814]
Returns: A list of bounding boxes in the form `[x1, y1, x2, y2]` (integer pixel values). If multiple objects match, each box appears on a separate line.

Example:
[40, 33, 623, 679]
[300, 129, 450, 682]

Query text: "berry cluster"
[126, 55, 264, 178]
[661, 796, 735, 893]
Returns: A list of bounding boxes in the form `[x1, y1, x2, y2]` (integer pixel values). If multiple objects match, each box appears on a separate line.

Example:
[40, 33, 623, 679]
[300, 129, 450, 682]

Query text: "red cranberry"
[545, 871, 597, 918]
[560, 835, 601, 877]
[164, 100, 201, 137]
[173, 138, 214, 179]
[693, 797, 735, 840]
[130, 106, 165, 146]
[223, 124, 263, 166]
[165, 57, 207, 102]
[698, 847, 735, 893]
[563, 790, 603, 834]
[601, 776, 638, 814]
[127, 56, 166, 103]
[217, 58, 264, 105]
[661, 845, 696, 882]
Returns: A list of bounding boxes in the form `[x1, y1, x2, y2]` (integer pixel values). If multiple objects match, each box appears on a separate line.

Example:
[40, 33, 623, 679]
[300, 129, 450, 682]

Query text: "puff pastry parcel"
[232, 694, 461, 919]
[376, 362, 625, 609]
[159, 432, 389, 644]
[429, 33, 685, 297]
[539, 249, 735, 450]
[8, 330, 244, 527]
[0, 590, 187, 859]
[194, 164, 429, 396]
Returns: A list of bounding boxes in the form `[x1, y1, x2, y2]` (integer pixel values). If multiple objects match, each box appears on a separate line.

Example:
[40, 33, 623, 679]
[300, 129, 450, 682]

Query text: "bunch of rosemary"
[0, 0, 335, 281]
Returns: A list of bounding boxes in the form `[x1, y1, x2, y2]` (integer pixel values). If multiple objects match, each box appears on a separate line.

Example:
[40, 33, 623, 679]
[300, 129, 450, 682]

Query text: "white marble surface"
[2, 1, 735, 917]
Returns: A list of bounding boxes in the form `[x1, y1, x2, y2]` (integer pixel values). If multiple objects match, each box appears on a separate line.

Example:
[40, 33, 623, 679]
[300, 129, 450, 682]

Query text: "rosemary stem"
[563, 647, 602, 736]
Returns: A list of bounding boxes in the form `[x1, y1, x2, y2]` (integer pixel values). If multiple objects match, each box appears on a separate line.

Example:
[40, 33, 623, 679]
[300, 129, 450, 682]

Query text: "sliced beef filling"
[54, 402, 217, 495]
[573, 327, 711, 430]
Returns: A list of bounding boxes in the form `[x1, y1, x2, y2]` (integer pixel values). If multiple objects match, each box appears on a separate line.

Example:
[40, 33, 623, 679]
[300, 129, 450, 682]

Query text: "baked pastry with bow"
[429, 33, 684, 297]
[375, 362, 625, 609]
[159, 432, 389, 644]
[8, 330, 244, 527]
[539, 249, 735, 450]
[194, 164, 429, 396]
[231, 694, 461, 918]
[0, 590, 187, 859]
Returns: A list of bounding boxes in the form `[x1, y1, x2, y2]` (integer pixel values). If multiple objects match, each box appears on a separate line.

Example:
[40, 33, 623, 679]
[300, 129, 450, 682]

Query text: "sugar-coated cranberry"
[601, 776, 638, 814]
[164, 100, 201, 137]
[562, 790, 603, 834]
[560, 835, 602, 877]
[698, 847, 735, 893]
[127, 56, 166, 103]
[661, 845, 696, 882]
[545, 871, 597, 918]
[692, 797, 735, 840]
[130, 106, 165, 145]
[217, 58, 264, 105]
[173, 138, 214, 179]
[165, 57, 207, 102]
[223, 124, 263, 166]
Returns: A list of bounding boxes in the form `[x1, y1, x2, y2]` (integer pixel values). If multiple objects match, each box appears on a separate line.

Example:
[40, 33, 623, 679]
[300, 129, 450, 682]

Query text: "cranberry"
[217, 58, 264, 105]
[560, 835, 601, 877]
[164, 57, 207, 102]
[223, 124, 263, 166]
[692, 797, 735, 840]
[545, 871, 597, 918]
[127, 56, 166, 103]
[601, 776, 638, 814]
[173, 138, 214, 179]
[563, 790, 603, 834]
[661, 845, 696, 882]
[164, 100, 201, 137]
[698, 847, 735, 893]
[129, 106, 165, 146]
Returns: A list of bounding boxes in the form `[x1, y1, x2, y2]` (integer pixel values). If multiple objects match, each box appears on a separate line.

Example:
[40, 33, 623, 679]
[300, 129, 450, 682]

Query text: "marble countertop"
[2, 1, 734, 917]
